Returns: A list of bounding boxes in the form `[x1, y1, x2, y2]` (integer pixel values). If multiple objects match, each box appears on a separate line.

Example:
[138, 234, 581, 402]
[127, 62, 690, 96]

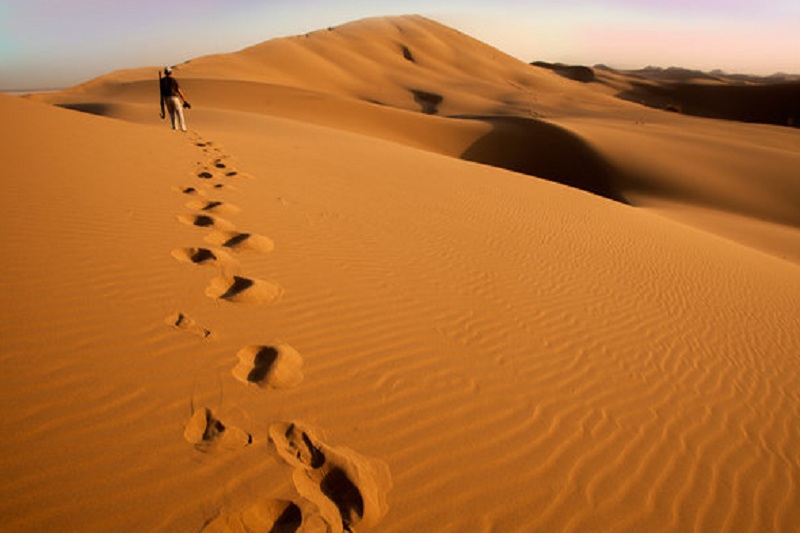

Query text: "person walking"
[159, 67, 190, 131]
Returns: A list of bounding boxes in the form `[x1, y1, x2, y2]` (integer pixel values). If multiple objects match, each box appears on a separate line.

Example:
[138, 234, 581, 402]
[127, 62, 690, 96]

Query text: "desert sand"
[1, 14, 799, 532]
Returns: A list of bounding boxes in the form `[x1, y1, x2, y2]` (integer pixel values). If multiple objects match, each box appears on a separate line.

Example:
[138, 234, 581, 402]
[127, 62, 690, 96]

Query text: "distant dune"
[535, 61, 800, 128]
[3, 14, 800, 533]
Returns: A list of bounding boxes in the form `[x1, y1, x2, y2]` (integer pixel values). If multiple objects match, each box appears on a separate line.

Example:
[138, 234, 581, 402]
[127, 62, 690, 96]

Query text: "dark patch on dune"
[617, 81, 800, 127]
[401, 45, 415, 62]
[532, 62, 596, 83]
[460, 116, 626, 203]
[410, 89, 443, 115]
[57, 102, 114, 117]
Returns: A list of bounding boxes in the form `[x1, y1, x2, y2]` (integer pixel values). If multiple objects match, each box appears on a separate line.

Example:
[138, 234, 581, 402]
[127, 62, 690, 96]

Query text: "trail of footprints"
[167, 135, 390, 532]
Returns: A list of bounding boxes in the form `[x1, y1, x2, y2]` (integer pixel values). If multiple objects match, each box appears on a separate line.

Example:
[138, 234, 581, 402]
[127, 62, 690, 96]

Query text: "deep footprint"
[232, 344, 304, 389]
[185, 199, 241, 216]
[184, 407, 252, 452]
[268, 421, 392, 533]
[205, 230, 275, 253]
[177, 214, 235, 231]
[205, 275, 283, 304]
[269, 422, 326, 470]
[170, 247, 235, 269]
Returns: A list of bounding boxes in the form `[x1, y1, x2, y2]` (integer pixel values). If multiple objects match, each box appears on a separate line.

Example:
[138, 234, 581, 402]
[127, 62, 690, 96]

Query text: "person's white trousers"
[165, 96, 186, 131]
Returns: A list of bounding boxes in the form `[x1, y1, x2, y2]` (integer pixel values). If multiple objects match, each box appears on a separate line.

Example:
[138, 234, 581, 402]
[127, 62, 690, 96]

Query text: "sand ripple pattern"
[171, 133, 391, 531]
[228, 130, 800, 533]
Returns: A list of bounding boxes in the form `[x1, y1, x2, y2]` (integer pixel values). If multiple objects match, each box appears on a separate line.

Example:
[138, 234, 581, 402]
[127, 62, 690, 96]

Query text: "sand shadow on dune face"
[57, 102, 114, 117]
[410, 89, 443, 115]
[617, 81, 800, 128]
[460, 116, 626, 203]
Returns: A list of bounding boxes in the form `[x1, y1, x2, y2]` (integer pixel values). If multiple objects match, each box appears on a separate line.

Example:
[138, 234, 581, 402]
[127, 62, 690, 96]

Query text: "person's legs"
[166, 98, 177, 129]
[169, 96, 187, 132]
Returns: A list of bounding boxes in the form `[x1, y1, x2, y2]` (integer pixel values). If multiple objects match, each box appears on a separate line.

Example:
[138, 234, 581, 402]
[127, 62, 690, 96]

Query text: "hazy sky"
[2, 0, 798, 90]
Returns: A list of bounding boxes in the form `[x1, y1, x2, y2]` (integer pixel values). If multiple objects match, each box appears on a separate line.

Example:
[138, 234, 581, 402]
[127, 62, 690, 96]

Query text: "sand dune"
[589, 65, 800, 127]
[3, 14, 800, 533]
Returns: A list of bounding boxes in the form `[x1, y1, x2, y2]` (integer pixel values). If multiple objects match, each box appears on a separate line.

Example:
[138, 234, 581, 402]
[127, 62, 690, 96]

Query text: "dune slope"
[35, 15, 800, 264]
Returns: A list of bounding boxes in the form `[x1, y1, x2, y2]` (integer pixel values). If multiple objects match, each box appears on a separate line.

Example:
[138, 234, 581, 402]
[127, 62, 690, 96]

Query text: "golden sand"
[2, 15, 798, 532]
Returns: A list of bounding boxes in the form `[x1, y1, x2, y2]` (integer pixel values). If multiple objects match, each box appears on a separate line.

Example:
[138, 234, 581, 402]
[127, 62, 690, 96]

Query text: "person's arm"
[177, 86, 191, 108]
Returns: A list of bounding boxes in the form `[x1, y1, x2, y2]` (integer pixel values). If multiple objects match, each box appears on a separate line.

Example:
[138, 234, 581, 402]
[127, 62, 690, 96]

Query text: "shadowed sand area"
[2, 14, 799, 533]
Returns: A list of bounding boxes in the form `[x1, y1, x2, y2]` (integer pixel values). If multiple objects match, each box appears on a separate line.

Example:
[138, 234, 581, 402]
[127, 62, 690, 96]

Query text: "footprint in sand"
[196, 167, 243, 181]
[185, 199, 242, 217]
[208, 183, 236, 191]
[201, 499, 304, 533]
[177, 213, 236, 231]
[174, 185, 204, 196]
[211, 162, 240, 178]
[184, 407, 252, 452]
[171, 247, 237, 270]
[232, 344, 304, 389]
[205, 274, 283, 304]
[205, 230, 275, 253]
[268, 422, 392, 533]
[164, 311, 212, 339]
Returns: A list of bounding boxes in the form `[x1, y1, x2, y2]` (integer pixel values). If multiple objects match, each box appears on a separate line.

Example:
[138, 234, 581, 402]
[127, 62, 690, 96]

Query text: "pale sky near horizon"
[1, 0, 798, 90]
